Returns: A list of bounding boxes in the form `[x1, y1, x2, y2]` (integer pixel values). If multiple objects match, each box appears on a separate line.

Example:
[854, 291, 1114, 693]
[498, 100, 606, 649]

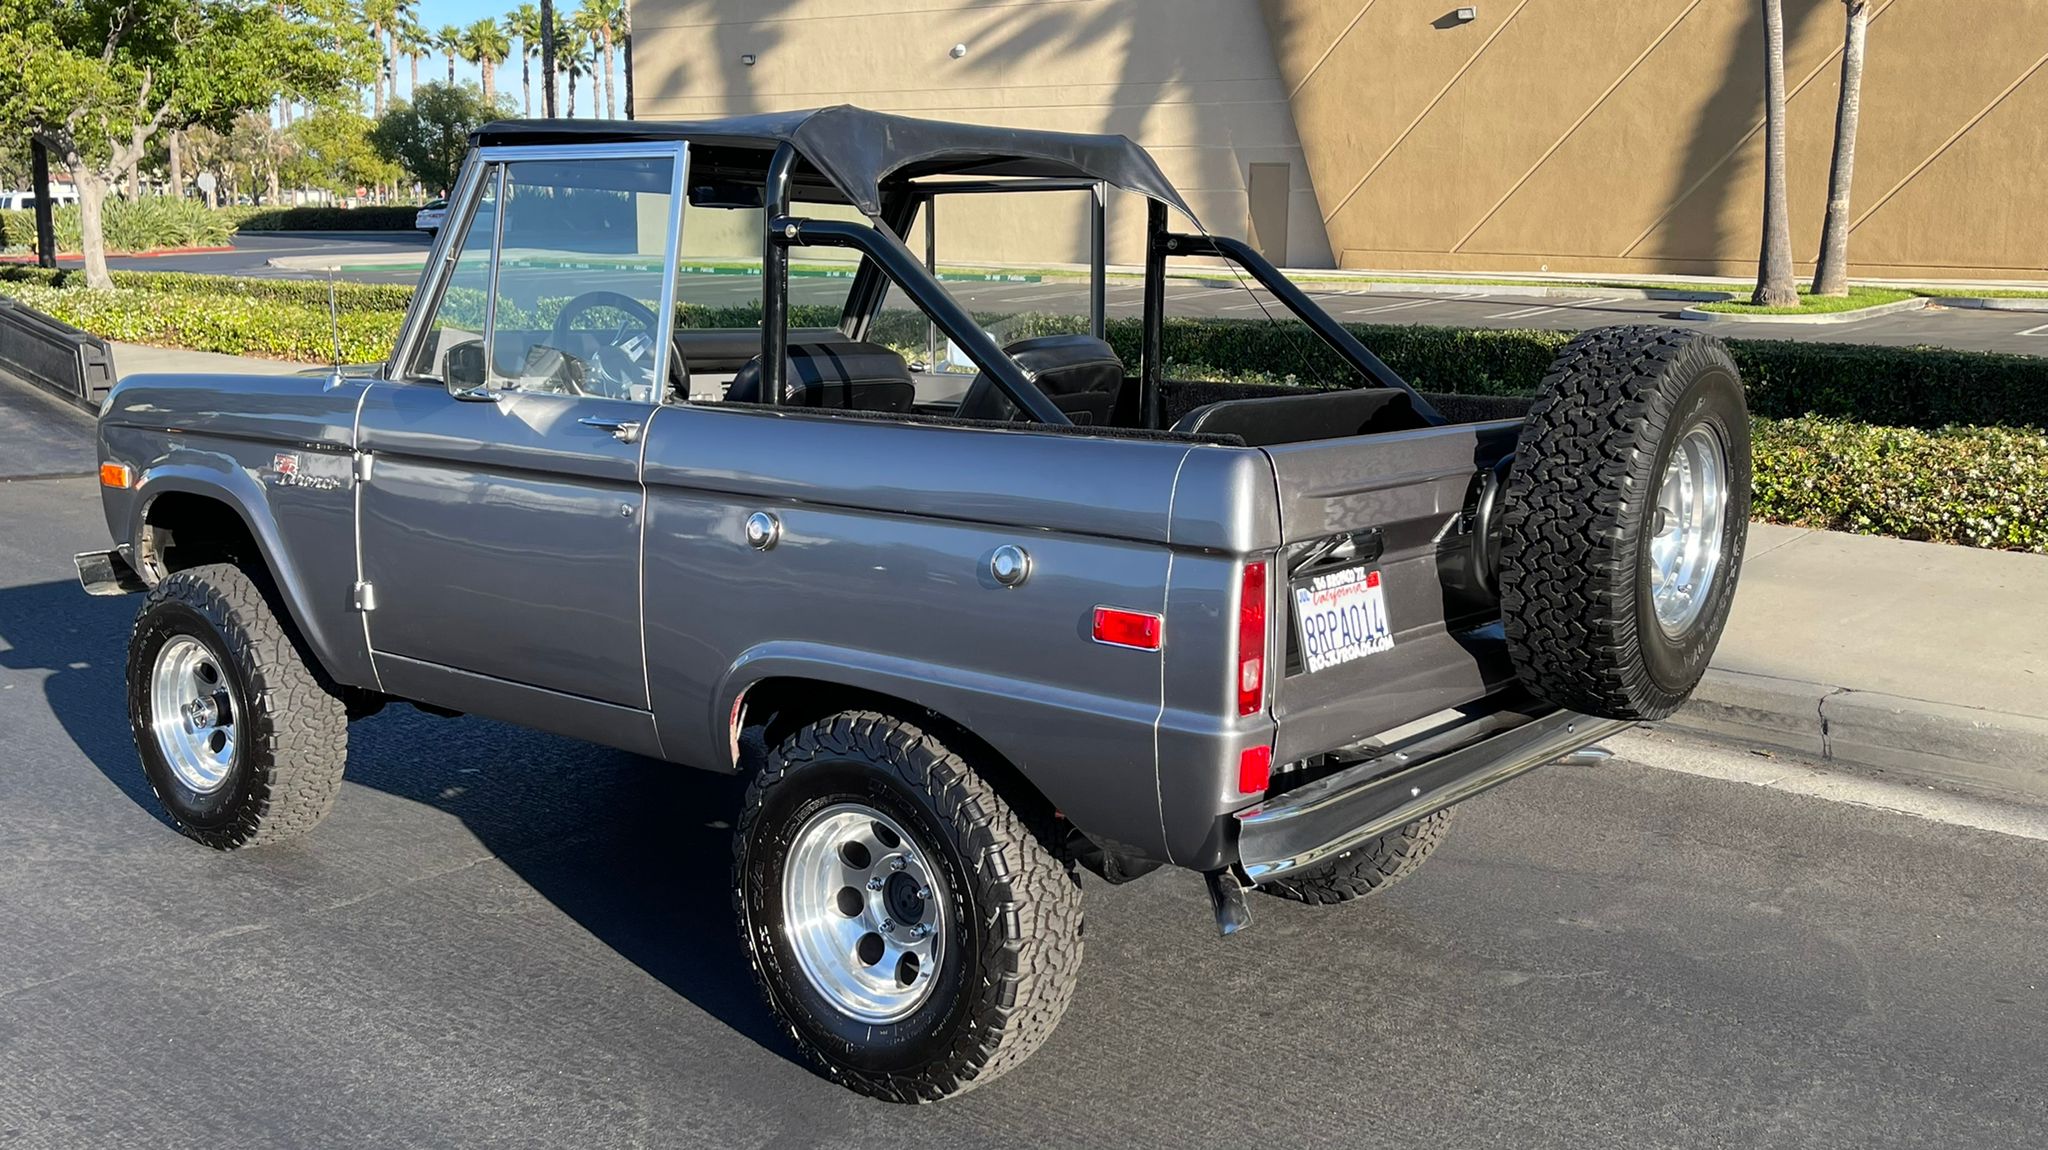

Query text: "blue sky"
[367, 0, 623, 118]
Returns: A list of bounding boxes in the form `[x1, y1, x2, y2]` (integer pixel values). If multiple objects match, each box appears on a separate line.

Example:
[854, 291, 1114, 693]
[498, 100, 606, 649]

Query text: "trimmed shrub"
[0, 198, 237, 254]
[1752, 417, 2047, 553]
[234, 206, 424, 231]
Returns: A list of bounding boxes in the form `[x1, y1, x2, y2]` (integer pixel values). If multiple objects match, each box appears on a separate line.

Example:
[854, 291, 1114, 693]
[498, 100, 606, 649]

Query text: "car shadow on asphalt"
[0, 576, 798, 1066]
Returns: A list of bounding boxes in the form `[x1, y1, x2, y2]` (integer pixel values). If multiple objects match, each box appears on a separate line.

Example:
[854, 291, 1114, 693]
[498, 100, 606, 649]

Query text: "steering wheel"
[549, 291, 688, 400]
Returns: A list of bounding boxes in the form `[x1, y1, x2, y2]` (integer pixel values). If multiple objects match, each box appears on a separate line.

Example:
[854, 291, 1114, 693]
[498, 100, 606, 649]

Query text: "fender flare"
[126, 459, 366, 689]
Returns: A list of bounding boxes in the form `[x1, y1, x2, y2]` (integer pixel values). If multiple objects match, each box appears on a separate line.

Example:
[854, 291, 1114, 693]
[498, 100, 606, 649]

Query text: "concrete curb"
[1667, 668, 2048, 803]
[1931, 296, 2048, 312]
[1676, 296, 1933, 325]
[1173, 277, 1734, 302]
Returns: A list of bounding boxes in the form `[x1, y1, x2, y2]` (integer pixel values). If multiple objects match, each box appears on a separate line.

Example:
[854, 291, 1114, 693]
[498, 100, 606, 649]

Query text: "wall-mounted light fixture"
[740, 53, 757, 66]
[950, 42, 969, 59]
[1455, 6, 1477, 21]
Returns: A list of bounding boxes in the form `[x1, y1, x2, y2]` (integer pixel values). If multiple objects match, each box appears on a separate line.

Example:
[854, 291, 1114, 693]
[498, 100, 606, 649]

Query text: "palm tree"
[575, 0, 620, 119]
[616, 0, 633, 119]
[437, 23, 463, 86]
[362, 0, 395, 118]
[388, 0, 417, 109]
[396, 16, 432, 99]
[505, 4, 542, 118]
[540, 0, 557, 117]
[1752, 0, 1799, 308]
[463, 17, 512, 109]
[1812, 0, 1870, 297]
[558, 24, 591, 118]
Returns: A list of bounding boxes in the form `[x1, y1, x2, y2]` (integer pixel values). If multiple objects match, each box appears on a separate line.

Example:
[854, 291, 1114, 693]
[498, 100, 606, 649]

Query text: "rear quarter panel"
[640, 406, 1208, 858]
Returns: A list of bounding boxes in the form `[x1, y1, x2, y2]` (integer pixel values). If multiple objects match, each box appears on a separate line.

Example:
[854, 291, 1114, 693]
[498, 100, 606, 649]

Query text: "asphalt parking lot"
[2, 383, 2045, 1148]
[100, 232, 2048, 358]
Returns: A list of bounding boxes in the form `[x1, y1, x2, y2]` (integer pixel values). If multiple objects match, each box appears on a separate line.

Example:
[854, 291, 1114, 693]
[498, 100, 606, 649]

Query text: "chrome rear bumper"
[1236, 699, 1632, 883]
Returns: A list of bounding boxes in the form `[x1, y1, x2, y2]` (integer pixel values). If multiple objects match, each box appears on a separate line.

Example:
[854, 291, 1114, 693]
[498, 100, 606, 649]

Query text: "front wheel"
[126, 563, 349, 849]
[734, 711, 1083, 1102]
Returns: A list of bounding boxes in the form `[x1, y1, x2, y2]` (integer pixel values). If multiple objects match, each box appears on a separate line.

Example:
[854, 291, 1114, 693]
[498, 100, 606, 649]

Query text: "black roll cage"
[756, 141, 1444, 429]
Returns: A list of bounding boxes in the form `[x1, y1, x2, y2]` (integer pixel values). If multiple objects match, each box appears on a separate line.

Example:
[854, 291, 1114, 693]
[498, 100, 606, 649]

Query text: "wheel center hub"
[183, 697, 218, 732]
[883, 870, 926, 925]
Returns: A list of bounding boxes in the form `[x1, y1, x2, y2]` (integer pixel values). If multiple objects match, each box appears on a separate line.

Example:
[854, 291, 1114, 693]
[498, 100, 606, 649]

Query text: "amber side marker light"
[99, 462, 132, 489]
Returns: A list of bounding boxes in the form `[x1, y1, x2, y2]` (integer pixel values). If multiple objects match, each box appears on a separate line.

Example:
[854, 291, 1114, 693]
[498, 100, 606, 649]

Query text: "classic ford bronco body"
[80, 108, 1750, 1102]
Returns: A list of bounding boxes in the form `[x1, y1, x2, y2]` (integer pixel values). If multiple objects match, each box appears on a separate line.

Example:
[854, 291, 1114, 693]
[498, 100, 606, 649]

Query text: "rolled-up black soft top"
[470, 104, 1194, 220]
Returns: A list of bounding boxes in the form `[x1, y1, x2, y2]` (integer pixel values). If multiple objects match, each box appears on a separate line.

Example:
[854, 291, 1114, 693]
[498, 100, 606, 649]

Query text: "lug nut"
[911, 923, 932, 939]
[916, 886, 932, 901]
[890, 856, 907, 872]
[879, 919, 894, 932]
[867, 876, 885, 891]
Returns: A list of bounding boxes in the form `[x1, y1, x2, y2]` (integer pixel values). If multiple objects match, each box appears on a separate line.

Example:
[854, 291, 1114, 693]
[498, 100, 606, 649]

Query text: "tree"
[370, 81, 498, 195]
[386, 0, 414, 109]
[617, 0, 632, 119]
[436, 23, 461, 86]
[505, 4, 540, 118]
[558, 24, 589, 118]
[1752, 0, 1799, 308]
[540, 0, 557, 118]
[285, 105, 398, 200]
[395, 15, 431, 99]
[574, 0, 618, 119]
[461, 18, 510, 108]
[362, 0, 394, 117]
[1811, 0, 1869, 297]
[0, 0, 374, 287]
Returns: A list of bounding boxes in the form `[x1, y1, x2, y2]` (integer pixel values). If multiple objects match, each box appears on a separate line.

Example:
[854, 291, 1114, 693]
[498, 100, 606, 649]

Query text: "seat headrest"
[726, 341, 915, 412]
[957, 335, 1124, 424]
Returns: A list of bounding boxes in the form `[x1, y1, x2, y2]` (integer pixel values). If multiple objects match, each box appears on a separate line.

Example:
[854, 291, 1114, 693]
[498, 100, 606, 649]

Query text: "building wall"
[1263, 0, 2048, 279]
[628, 0, 1336, 267]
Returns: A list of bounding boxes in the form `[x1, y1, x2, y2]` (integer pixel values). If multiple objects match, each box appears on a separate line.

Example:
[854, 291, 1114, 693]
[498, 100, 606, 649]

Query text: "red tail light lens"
[1092, 607, 1163, 651]
[1237, 561, 1267, 717]
[1238, 745, 1272, 794]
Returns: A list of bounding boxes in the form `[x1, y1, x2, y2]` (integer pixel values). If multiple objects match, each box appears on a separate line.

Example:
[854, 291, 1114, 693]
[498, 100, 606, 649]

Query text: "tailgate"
[1261, 419, 1522, 764]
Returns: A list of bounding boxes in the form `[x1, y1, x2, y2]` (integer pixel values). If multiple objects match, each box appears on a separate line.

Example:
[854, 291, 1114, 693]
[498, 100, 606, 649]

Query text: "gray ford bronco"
[79, 108, 1750, 1102]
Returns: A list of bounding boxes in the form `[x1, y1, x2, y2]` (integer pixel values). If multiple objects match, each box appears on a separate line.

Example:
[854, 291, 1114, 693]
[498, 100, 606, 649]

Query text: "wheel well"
[738, 677, 1058, 826]
[140, 492, 264, 580]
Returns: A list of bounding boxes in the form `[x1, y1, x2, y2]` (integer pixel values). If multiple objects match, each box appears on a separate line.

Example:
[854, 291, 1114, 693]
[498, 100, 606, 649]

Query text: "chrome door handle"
[452, 386, 503, 403]
[578, 415, 643, 443]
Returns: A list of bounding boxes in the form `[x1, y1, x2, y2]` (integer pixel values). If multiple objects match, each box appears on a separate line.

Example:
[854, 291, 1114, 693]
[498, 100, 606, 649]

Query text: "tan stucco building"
[630, 0, 2048, 280]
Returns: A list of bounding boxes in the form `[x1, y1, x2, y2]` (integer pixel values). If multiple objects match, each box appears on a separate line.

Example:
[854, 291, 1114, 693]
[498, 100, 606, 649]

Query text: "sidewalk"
[92, 347, 2048, 805]
[1673, 523, 2048, 800]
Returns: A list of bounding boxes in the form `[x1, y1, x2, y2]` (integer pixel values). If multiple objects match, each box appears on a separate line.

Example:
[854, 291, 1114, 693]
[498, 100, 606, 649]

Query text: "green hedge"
[233, 206, 424, 231]
[1753, 418, 2046, 552]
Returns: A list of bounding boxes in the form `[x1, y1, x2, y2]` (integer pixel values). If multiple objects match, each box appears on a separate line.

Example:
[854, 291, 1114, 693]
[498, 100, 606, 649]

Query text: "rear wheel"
[1498, 326, 1751, 721]
[734, 711, 1084, 1102]
[126, 563, 349, 849]
[1255, 809, 1454, 905]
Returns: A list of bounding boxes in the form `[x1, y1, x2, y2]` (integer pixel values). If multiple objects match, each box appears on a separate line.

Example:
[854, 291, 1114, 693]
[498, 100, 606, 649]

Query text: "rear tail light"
[1237, 561, 1267, 717]
[1092, 606, 1163, 651]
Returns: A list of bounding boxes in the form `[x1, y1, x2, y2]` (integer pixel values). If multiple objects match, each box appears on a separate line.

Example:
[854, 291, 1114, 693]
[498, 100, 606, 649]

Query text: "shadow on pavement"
[0, 575, 796, 1066]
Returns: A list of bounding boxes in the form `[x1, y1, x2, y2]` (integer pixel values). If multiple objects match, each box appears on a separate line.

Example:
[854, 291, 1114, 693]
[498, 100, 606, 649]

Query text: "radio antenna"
[327, 267, 344, 380]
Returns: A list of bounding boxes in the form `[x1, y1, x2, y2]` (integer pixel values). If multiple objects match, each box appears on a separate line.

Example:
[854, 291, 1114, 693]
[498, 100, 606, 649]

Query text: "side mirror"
[445, 340, 488, 390]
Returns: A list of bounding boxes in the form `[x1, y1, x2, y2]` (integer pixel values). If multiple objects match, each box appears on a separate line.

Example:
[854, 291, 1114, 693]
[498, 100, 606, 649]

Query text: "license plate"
[1292, 564, 1394, 674]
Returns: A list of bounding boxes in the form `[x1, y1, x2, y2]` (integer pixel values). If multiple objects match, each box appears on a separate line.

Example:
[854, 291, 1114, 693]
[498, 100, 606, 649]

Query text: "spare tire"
[1497, 326, 1750, 721]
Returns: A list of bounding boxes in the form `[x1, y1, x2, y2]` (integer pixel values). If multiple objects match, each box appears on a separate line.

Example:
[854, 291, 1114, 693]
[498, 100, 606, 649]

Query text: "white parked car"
[414, 199, 448, 235]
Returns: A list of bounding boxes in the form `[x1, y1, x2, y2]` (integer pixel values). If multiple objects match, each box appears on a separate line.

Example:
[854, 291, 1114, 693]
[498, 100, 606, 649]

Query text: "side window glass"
[487, 155, 679, 403]
[404, 167, 500, 385]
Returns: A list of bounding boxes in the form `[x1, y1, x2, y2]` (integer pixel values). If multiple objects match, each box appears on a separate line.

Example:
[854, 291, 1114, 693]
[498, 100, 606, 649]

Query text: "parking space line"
[1486, 295, 1625, 321]
[2018, 321, 2048, 337]
[1344, 298, 1437, 315]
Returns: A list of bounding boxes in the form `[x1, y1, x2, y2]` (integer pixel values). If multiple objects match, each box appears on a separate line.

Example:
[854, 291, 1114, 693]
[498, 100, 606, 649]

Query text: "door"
[358, 145, 686, 707]
[1247, 162, 1290, 265]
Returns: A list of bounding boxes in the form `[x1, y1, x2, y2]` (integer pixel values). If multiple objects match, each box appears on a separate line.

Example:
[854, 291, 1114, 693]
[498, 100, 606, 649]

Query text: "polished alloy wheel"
[782, 802, 947, 1023]
[1648, 423, 1730, 637]
[149, 634, 239, 793]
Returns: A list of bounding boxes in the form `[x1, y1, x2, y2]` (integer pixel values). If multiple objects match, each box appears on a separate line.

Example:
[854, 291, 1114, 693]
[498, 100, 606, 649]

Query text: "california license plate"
[1292, 564, 1394, 673]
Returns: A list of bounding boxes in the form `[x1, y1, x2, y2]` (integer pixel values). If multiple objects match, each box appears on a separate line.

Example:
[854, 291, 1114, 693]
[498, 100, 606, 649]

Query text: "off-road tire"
[1499, 325, 1751, 720]
[1255, 809, 1455, 905]
[126, 563, 349, 849]
[734, 711, 1084, 1103]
